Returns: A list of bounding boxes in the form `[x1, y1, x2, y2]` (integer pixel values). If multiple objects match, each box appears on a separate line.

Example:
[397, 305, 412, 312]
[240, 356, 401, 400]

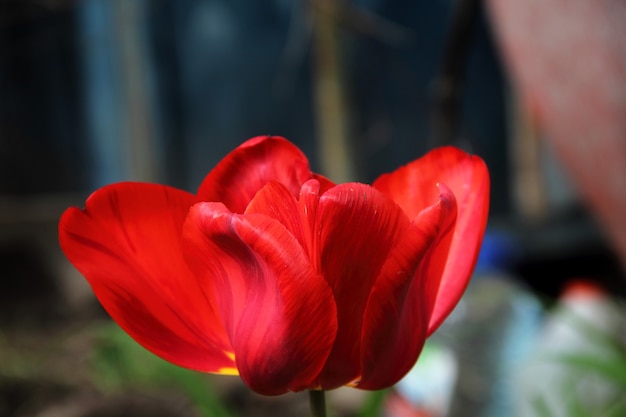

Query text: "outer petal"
[182, 202, 337, 395]
[358, 184, 457, 389]
[373, 146, 490, 335]
[196, 136, 317, 213]
[313, 183, 415, 389]
[58, 183, 234, 372]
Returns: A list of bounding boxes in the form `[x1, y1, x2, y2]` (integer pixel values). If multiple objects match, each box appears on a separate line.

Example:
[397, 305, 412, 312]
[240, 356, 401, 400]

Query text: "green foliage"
[550, 352, 626, 390]
[531, 304, 626, 417]
[89, 322, 233, 417]
[357, 389, 388, 417]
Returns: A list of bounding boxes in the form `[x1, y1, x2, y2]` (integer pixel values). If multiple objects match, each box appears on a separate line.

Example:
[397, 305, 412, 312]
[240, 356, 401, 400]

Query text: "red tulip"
[59, 136, 489, 395]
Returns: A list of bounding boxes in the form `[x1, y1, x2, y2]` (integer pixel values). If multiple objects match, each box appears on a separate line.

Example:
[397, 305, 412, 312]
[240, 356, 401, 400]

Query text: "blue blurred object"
[78, 0, 128, 187]
[474, 229, 521, 274]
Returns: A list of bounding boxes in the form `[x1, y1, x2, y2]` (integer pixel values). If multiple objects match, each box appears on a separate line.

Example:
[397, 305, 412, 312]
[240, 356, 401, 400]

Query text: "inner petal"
[245, 179, 322, 262]
[314, 183, 412, 388]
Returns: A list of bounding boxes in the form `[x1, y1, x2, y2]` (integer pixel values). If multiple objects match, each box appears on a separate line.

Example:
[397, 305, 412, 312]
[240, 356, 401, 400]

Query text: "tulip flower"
[59, 136, 489, 399]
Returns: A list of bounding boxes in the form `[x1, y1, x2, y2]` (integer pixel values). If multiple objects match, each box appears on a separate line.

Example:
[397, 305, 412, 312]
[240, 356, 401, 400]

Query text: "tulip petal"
[58, 183, 234, 372]
[358, 184, 457, 389]
[244, 179, 323, 260]
[311, 183, 414, 388]
[182, 202, 338, 395]
[374, 146, 490, 335]
[244, 181, 309, 250]
[196, 136, 315, 213]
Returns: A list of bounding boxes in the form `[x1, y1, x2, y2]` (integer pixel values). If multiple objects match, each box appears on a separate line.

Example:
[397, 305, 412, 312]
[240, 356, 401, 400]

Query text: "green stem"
[309, 390, 327, 417]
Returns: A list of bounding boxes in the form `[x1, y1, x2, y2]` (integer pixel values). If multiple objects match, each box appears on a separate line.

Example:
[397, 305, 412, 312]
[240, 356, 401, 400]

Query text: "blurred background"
[1, 0, 625, 416]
